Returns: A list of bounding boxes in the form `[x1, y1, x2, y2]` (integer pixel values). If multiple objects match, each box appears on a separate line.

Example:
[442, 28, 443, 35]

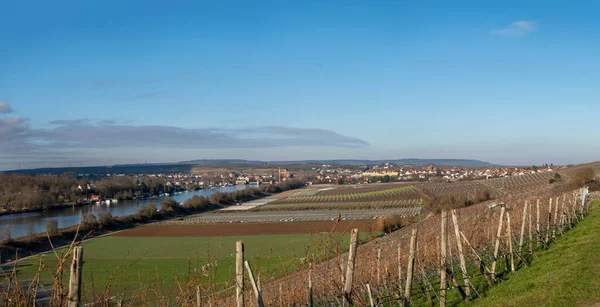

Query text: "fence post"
[244, 261, 264, 307]
[545, 198, 552, 244]
[451, 209, 471, 300]
[580, 187, 586, 213]
[68, 246, 84, 307]
[343, 228, 359, 307]
[536, 199, 540, 248]
[403, 228, 418, 307]
[560, 195, 566, 235]
[308, 263, 313, 307]
[491, 204, 505, 279]
[506, 212, 515, 272]
[519, 201, 528, 248]
[377, 248, 382, 285]
[553, 197, 559, 239]
[236, 241, 244, 307]
[398, 244, 403, 299]
[196, 286, 201, 307]
[279, 284, 284, 306]
[528, 201, 533, 255]
[460, 231, 493, 287]
[367, 283, 375, 307]
[440, 210, 448, 307]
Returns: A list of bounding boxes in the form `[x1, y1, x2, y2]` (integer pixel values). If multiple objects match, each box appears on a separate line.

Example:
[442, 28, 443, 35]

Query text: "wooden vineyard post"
[377, 248, 382, 285]
[491, 204, 505, 279]
[398, 244, 403, 298]
[528, 201, 533, 255]
[196, 286, 201, 307]
[451, 209, 471, 300]
[404, 228, 418, 307]
[440, 210, 448, 307]
[573, 192, 579, 223]
[545, 198, 552, 244]
[536, 199, 541, 248]
[519, 201, 528, 248]
[506, 212, 515, 273]
[580, 187, 586, 215]
[68, 246, 84, 307]
[308, 263, 313, 307]
[257, 274, 261, 292]
[553, 197, 559, 239]
[340, 259, 345, 289]
[574, 191, 580, 221]
[366, 284, 375, 307]
[560, 195, 566, 235]
[279, 284, 284, 307]
[343, 228, 359, 307]
[566, 195, 573, 229]
[244, 261, 264, 307]
[236, 241, 244, 307]
[460, 231, 493, 287]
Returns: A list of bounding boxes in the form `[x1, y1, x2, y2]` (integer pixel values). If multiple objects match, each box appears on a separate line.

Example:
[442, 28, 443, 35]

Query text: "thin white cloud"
[0, 100, 12, 114]
[492, 20, 537, 36]
[0, 101, 370, 169]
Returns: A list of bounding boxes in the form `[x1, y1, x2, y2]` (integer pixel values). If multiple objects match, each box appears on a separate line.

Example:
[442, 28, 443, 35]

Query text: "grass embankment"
[475, 200, 600, 307]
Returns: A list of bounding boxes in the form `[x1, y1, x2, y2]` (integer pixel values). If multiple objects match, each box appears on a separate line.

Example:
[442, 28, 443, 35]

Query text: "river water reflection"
[0, 185, 247, 238]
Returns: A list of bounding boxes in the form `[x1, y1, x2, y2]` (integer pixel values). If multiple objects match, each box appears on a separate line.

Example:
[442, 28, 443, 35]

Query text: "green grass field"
[474, 200, 600, 307]
[7, 230, 376, 300]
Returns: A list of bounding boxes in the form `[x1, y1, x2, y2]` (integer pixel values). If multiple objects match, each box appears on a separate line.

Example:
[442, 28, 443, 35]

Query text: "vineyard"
[221, 186, 593, 307]
[417, 181, 505, 199]
[271, 186, 421, 204]
[482, 171, 557, 194]
[255, 199, 424, 211]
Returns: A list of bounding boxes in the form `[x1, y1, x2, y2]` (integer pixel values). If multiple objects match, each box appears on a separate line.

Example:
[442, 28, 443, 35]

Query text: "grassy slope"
[474, 200, 600, 307]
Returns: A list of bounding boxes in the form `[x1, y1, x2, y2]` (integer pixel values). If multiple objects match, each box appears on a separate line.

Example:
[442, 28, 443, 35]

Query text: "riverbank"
[0, 192, 183, 217]
[0, 201, 91, 217]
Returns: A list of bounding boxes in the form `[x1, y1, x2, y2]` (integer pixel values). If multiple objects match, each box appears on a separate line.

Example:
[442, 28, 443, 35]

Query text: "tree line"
[0, 173, 174, 212]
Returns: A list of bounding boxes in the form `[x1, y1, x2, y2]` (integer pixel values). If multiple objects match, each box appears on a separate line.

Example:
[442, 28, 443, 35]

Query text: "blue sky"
[1, 1, 599, 170]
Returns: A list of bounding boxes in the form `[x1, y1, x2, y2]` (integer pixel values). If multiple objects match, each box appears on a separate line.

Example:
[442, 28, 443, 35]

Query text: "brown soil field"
[114, 220, 378, 237]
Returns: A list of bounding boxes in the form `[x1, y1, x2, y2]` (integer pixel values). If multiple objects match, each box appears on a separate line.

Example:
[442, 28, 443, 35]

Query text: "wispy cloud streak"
[492, 21, 537, 36]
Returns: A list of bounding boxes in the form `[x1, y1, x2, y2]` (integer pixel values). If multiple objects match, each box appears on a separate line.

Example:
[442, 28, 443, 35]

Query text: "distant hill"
[178, 159, 265, 165]
[265, 159, 498, 167]
[3, 164, 197, 176]
[3, 158, 498, 176]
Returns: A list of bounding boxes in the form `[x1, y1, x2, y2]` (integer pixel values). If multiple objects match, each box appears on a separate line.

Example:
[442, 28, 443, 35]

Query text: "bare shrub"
[139, 203, 158, 218]
[161, 199, 184, 215]
[572, 167, 595, 186]
[98, 212, 114, 227]
[1, 225, 12, 243]
[83, 213, 98, 230]
[375, 216, 402, 233]
[45, 219, 59, 236]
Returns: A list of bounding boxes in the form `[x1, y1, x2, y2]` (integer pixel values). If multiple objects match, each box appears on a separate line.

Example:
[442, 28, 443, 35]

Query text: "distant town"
[70, 162, 563, 189]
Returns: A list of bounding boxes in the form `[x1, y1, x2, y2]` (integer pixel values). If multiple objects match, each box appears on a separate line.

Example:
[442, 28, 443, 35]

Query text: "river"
[0, 185, 247, 239]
